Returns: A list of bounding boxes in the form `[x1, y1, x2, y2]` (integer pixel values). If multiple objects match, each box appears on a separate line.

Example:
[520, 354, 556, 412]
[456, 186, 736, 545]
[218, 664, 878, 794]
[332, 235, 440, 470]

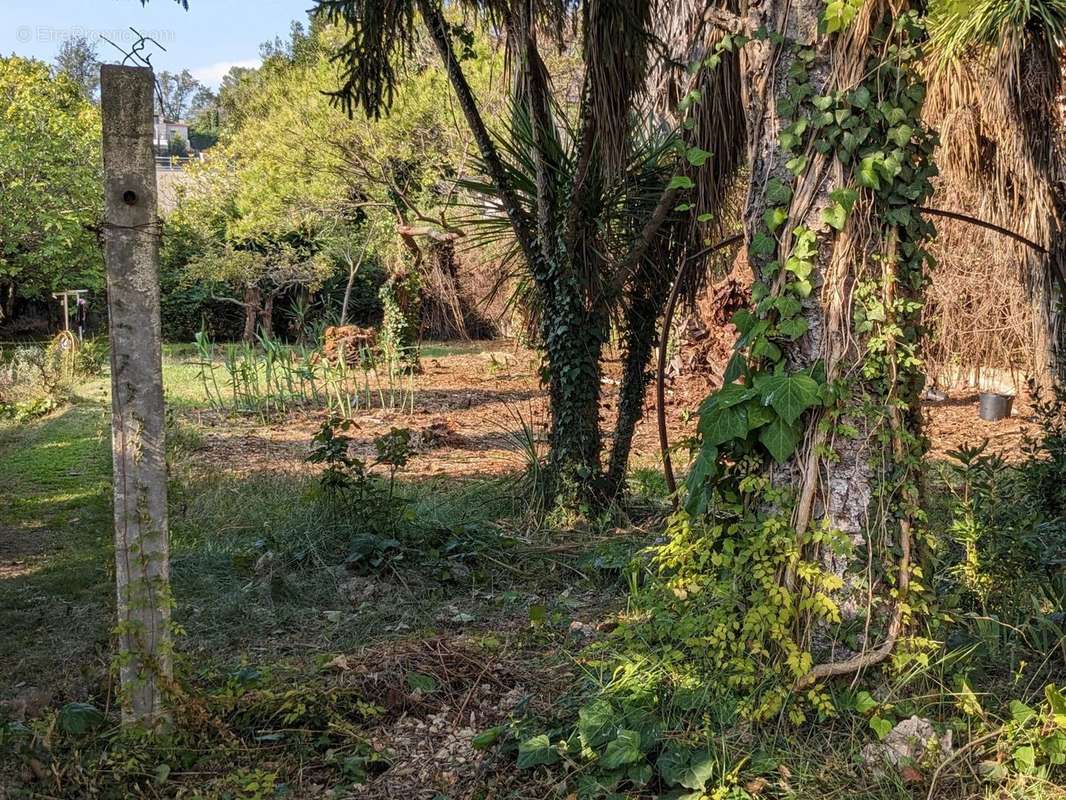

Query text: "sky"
[2, 0, 313, 86]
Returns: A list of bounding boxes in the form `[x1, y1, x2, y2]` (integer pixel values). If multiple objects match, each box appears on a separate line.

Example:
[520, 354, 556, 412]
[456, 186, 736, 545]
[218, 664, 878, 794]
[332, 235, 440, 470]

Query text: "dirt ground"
[189, 339, 1040, 481]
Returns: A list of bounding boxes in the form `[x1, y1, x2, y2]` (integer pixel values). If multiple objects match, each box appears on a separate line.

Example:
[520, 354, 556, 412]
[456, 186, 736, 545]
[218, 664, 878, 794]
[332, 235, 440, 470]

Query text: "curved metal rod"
[656, 208, 1046, 504]
[916, 206, 1047, 254]
[657, 234, 743, 503]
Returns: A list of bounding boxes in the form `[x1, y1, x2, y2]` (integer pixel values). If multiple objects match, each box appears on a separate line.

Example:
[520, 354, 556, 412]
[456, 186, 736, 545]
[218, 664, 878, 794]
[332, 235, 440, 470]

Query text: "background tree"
[0, 56, 102, 321]
[54, 35, 100, 102]
[156, 68, 203, 119]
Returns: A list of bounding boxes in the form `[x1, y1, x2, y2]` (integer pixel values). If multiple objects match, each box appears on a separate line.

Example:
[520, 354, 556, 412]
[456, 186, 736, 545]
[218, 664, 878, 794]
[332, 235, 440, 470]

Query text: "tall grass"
[193, 329, 416, 420]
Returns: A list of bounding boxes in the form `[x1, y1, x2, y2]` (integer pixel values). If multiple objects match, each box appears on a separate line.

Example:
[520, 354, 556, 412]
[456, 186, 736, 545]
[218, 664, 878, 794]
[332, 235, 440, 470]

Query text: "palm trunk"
[729, 0, 934, 682]
[605, 274, 672, 497]
[259, 293, 274, 340]
[542, 279, 608, 504]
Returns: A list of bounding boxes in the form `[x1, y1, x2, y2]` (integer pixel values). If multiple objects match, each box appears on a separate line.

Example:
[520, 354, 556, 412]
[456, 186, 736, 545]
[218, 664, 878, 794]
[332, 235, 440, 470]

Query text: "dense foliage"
[0, 57, 102, 318]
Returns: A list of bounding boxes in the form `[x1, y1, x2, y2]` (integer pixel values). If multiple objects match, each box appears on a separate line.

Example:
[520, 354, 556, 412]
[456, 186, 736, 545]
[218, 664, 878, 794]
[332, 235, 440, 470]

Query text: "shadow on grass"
[0, 402, 635, 707]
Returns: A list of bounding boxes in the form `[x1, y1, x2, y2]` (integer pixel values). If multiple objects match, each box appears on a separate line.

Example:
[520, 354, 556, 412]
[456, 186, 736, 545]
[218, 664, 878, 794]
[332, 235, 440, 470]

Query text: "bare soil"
[188, 340, 1039, 482]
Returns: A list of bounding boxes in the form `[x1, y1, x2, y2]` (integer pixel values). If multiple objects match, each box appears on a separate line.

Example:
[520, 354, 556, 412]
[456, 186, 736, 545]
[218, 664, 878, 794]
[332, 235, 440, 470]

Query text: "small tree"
[167, 132, 189, 157]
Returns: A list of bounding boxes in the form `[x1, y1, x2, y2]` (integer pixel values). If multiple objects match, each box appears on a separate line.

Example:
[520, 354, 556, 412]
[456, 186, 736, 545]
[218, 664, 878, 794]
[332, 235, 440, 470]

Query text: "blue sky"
[3, 0, 313, 86]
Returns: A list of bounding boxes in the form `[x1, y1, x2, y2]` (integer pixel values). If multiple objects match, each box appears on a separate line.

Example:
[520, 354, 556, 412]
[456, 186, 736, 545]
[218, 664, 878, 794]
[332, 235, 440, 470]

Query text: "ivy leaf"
[517, 735, 560, 769]
[1046, 684, 1066, 726]
[849, 85, 871, 109]
[724, 352, 749, 383]
[716, 382, 758, 408]
[858, 154, 882, 190]
[812, 94, 834, 111]
[822, 203, 847, 231]
[870, 716, 894, 741]
[406, 671, 437, 693]
[889, 124, 914, 147]
[1042, 731, 1066, 765]
[786, 155, 808, 176]
[732, 309, 756, 334]
[751, 233, 777, 258]
[752, 337, 782, 363]
[657, 745, 716, 791]
[785, 256, 813, 280]
[667, 175, 695, 190]
[1009, 700, 1036, 724]
[686, 147, 713, 166]
[774, 295, 802, 318]
[674, 202, 693, 212]
[601, 730, 642, 769]
[628, 762, 653, 787]
[757, 373, 820, 424]
[1013, 744, 1037, 773]
[830, 187, 858, 211]
[472, 726, 504, 750]
[745, 399, 775, 430]
[685, 445, 718, 515]
[854, 691, 878, 715]
[759, 416, 801, 463]
[763, 206, 788, 232]
[699, 403, 748, 445]
[766, 178, 793, 205]
[792, 226, 818, 257]
[678, 89, 702, 110]
[778, 317, 809, 340]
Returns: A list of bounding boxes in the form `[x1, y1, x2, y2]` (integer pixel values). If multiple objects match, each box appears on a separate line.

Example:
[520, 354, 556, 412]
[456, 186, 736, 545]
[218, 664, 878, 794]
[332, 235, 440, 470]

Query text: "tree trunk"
[542, 282, 608, 505]
[724, 0, 935, 683]
[258, 292, 274, 340]
[742, 0, 873, 554]
[606, 273, 672, 498]
[242, 285, 261, 342]
[100, 64, 172, 729]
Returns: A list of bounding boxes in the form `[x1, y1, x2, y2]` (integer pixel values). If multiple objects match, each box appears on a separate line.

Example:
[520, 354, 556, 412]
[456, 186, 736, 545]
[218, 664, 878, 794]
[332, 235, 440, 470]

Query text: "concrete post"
[100, 65, 172, 727]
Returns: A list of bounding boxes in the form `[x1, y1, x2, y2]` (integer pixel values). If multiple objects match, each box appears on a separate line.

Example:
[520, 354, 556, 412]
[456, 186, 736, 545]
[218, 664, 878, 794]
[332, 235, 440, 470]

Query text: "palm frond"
[927, 0, 1066, 63]
[313, 0, 420, 117]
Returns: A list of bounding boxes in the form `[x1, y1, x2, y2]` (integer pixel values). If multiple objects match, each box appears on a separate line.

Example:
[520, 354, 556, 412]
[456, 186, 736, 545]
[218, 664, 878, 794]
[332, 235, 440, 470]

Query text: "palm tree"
[314, 0, 744, 507]
[923, 0, 1066, 387]
[678, 0, 941, 691]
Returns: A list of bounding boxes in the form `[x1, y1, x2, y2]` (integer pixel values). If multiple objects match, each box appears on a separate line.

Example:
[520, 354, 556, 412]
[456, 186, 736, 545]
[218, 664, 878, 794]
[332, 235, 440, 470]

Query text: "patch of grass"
[0, 402, 114, 701]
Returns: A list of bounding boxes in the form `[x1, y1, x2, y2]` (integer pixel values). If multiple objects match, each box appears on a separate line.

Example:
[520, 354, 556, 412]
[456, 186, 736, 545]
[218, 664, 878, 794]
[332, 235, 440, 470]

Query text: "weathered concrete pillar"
[101, 64, 172, 727]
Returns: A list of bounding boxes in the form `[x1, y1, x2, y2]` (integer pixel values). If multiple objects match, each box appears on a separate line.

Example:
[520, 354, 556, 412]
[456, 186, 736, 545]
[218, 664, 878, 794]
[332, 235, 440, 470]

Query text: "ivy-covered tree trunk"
[739, 0, 882, 555]
[540, 271, 610, 504]
[674, 1, 937, 708]
[605, 270, 672, 498]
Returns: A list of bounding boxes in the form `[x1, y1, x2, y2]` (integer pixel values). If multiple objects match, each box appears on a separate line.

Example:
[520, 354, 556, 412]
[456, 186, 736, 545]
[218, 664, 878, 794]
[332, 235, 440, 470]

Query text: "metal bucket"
[978, 392, 1013, 421]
